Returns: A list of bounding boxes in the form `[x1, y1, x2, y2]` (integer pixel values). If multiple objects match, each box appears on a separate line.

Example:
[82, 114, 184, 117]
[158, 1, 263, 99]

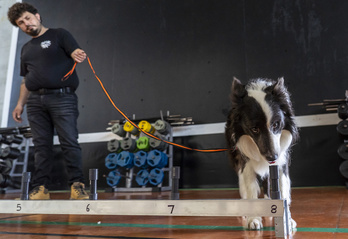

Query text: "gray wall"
[5, 0, 348, 189]
[0, 0, 16, 126]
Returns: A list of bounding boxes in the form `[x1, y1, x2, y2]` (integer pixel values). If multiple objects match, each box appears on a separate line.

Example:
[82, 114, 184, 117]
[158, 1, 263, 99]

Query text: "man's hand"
[12, 78, 29, 123]
[12, 104, 24, 123]
[71, 48, 86, 63]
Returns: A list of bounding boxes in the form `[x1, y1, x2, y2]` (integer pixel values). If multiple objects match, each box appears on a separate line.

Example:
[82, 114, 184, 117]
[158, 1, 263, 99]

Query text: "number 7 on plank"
[168, 205, 175, 214]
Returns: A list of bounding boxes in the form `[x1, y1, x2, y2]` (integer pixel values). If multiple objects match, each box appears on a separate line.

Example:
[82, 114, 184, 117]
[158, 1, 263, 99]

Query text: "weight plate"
[120, 137, 137, 152]
[149, 137, 167, 151]
[148, 168, 164, 186]
[338, 103, 348, 120]
[340, 160, 348, 178]
[116, 151, 134, 168]
[0, 159, 12, 175]
[135, 169, 149, 186]
[106, 170, 122, 187]
[105, 153, 118, 169]
[123, 121, 140, 136]
[1, 147, 21, 159]
[338, 144, 348, 160]
[111, 123, 126, 137]
[138, 121, 155, 134]
[107, 139, 122, 153]
[134, 151, 148, 168]
[154, 120, 170, 135]
[136, 137, 150, 151]
[337, 120, 348, 136]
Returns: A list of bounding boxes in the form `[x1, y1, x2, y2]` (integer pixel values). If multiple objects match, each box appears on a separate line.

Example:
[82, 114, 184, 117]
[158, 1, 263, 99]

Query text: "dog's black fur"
[225, 77, 299, 229]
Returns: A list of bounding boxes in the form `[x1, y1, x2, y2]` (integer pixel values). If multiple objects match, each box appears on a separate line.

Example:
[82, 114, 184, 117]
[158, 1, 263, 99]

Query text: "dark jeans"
[27, 92, 85, 189]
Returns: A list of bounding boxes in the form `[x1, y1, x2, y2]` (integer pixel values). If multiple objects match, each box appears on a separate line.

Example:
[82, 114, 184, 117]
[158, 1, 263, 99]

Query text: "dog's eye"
[272, 122, 280, 131]
[251, 127, 260, 134]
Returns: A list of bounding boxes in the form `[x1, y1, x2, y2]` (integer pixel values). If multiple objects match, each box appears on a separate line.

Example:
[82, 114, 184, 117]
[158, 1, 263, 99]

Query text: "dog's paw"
[291, 218, 297, 229]
[247, 217, 263, 230]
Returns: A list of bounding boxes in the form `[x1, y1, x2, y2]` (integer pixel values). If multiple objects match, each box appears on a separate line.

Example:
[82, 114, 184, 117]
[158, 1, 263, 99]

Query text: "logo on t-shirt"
[41, 40, 51, 49]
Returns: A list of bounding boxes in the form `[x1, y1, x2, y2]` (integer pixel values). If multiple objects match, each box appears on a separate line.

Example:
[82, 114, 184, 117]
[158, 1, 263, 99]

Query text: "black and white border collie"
[225, 77, 299, 230]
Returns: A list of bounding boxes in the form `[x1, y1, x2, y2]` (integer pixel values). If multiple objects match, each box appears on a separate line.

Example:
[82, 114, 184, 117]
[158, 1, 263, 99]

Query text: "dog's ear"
[266, 77, 284, 94]
[268, 77, 298, 141]
[230, 77, 246, 105]
[274, 77, 285, 92]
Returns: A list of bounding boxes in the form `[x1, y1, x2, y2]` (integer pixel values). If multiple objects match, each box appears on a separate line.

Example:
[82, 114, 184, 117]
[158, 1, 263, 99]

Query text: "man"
[8, 3, 88, 200]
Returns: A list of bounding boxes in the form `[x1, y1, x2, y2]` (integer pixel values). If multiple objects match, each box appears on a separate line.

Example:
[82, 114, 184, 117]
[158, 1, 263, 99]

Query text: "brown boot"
[70, 182, 89, 200]
[29, 185, 50, 200]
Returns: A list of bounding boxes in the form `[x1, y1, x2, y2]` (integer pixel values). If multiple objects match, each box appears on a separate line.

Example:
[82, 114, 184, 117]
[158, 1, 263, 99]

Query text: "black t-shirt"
[20, 28, 80, 91]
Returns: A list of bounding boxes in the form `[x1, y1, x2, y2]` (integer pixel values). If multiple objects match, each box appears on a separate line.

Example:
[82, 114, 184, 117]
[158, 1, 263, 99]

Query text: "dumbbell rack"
[3, 138, 30, 193]
[0, 129, 31, 193]
[336, 98, 348, 187]
[309, 90, 348, 186]
[106, 121, 173, 192]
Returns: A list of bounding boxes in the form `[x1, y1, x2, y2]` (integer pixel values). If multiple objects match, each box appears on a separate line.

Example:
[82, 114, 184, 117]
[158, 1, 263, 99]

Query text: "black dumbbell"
[0, 174, 12, 188]
[6, 135, 23, 145]
[340, 160, 348, 179]
[338, 103, 348, 120]
[0, 147, 21, 159]
[338, 143, 348, 160]
[0, 159, 13, 175]
[337, 120, 348, 136]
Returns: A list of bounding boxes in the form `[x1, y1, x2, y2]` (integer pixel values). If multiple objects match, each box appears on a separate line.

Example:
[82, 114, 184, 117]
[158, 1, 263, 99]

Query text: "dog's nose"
[266, 154, 278, 162]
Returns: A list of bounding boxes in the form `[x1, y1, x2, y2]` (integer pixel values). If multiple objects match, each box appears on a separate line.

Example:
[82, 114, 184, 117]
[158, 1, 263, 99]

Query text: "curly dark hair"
[7, 2, 39, 26]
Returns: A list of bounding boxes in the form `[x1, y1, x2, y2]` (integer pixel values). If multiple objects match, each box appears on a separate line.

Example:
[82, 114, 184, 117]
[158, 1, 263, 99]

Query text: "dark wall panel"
[9, 0, 348, 189]
[243, 0, 348, 116]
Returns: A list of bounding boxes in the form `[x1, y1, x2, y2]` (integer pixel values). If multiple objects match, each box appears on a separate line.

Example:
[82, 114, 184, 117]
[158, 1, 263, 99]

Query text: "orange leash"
[65, 57, 229, 153]
[62, 62, 77, 81]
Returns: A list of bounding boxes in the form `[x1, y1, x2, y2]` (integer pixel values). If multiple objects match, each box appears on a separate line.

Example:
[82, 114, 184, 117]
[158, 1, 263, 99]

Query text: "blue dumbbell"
[105, 153, 118, 169]
[134, 151, 148, 168]
[147, 150, 168, 168]
[116, 151, 134, 168]
[148, 168, 164, 185]
[106, 170, 122, 186]
[158, 153, 168, 168]
[135, 169, 149, 186]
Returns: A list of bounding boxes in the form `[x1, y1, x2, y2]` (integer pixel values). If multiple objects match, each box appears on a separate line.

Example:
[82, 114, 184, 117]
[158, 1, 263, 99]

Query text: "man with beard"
[7, 3, 89, 200]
